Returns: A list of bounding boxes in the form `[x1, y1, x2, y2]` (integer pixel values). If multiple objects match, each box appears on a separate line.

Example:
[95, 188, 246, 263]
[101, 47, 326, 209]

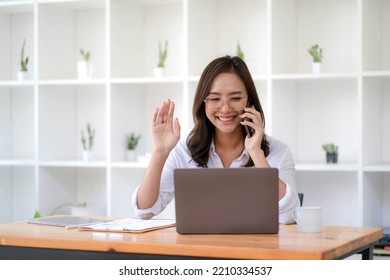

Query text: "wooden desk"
[0, 220, 383, 260]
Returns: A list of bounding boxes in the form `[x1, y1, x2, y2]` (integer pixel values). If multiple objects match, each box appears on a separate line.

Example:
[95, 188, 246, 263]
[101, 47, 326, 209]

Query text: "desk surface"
[0, 220, 383, 260]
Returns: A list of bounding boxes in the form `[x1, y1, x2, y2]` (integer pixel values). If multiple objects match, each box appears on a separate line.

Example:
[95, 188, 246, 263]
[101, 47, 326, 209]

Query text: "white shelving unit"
[0, 0, 389, 228]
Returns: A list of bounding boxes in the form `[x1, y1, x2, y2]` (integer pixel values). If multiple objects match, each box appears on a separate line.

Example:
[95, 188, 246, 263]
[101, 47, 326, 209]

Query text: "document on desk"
[79, 218, 176, 233]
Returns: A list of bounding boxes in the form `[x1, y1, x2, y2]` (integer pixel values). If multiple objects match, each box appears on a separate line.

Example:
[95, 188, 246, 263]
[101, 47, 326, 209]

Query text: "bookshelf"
[0, 0, 389, 228]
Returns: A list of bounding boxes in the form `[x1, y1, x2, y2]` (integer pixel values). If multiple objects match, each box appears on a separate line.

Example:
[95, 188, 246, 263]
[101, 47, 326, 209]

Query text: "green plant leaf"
[80, 48, 91, 62]
[236, 41, 244, 60]
[34, 210, 41, 218]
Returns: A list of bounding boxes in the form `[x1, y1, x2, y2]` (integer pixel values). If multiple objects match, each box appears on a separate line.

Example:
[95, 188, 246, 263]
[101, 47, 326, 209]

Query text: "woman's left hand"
[240, 107, 264, 153]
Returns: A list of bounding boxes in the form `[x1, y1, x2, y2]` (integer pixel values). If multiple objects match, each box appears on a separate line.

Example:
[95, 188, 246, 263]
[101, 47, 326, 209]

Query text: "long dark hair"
[187, 56, 269, 167]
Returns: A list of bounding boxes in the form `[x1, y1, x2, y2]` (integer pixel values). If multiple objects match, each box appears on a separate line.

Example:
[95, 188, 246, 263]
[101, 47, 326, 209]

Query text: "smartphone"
[244, 117, 254, 137]
[243, 100, 254, 137]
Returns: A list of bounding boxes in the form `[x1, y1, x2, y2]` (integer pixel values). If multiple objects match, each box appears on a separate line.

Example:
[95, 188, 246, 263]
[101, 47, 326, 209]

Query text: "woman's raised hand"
[151, 99, 181, 155]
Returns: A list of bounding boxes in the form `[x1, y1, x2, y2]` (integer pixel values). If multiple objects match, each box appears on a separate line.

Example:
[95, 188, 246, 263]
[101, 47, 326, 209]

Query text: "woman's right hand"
[151, 99, 181, 155]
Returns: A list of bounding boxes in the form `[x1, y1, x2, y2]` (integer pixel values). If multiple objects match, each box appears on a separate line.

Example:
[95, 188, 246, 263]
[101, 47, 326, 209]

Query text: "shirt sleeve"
[269, 142, 300, 224]
[132, 137, 188, 219]
[131, 186, 163, 219]
[131, 157, 177, 219]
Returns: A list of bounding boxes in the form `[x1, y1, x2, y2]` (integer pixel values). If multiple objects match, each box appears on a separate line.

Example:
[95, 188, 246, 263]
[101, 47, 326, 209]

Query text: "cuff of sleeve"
[278, 183, 298, 224]
[131, 186, 160, 219]
[278, 183, 291, 209]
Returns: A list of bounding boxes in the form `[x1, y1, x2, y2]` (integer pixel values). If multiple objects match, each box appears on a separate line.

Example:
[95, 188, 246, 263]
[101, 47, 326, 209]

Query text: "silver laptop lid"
[174, 168, 279, 234]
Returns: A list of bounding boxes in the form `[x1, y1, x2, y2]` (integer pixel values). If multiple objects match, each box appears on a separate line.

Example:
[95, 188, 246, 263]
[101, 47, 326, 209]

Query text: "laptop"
[173, 168, 279, 234]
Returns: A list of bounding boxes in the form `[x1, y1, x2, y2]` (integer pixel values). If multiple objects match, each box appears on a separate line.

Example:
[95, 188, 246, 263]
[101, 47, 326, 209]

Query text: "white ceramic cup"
[293, 206, 323, 233]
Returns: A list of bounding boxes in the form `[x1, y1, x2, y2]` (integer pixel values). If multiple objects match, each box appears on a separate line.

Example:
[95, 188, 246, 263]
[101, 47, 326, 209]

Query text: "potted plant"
[17, 39, 29, 81]
[81, 123, 95, 161]
[77, 48, 91, 79]
[154, 40, 168, 77]
[236, 41, 244, 60]
[307, 44, 323, 74]
[126, 133, 141, 161]
[322, 143, 338, 164]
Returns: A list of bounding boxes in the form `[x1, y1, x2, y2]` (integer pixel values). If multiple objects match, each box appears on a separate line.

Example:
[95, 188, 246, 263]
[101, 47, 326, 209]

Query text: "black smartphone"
[243, 100, 254, 137]
[244, 117, 254, 137]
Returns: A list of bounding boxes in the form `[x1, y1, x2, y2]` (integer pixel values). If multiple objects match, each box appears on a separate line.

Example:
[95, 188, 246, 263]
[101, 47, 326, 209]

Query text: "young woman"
[132, 56, 300, 224]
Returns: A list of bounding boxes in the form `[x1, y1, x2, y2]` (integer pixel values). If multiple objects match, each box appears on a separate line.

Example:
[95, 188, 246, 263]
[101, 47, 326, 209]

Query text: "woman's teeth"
[218, 116, 234, 122]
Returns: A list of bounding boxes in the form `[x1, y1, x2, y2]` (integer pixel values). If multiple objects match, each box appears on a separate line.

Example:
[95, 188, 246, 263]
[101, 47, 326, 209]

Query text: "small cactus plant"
[307, 44, 323, 63]
[322, 143, 338, 163]
[20, 39, 29, 72]
[157, 41, 168, 68]
[322, 143, 338, 154]
[127, 133, 141, 150]
[81, 123, 95, 151]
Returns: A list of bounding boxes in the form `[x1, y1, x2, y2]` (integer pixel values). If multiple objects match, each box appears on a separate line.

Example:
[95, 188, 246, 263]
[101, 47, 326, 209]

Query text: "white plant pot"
[154, 67, 164, 77]
[17, 71, 28, 81]
[77, 61, 92, 79]
[126, 150, 137, 162]
[312, 62, 322, 74]
[82, 150, 92, 161]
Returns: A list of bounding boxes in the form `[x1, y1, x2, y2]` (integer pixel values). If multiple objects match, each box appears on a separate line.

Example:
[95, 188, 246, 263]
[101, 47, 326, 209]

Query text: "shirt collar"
[209, 138, 250, 160]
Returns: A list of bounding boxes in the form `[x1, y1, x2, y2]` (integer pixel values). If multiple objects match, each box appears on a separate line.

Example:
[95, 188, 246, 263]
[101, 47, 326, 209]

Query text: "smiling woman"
[204, 72, 249, 141]
[132, 56, 300, 225]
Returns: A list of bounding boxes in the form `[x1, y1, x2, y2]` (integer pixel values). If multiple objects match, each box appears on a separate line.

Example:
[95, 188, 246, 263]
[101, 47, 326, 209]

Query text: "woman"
[132, 56, 299, 224]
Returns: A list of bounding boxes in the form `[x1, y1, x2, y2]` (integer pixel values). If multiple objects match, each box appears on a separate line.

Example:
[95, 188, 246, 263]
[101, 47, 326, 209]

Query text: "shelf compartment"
[38, 166, 107, 217]
[297, 171, 359, 226]
[110, 0, 184, 78]
[362, 172, 390, 227]
[0, 166, 35, 223]
[38, 0, 106, 79]
[110, 167, 175, 218]
[110, 167, 146, 217]
[272, 79, 358, 163]
[187, 0, 268, 76]
[111, 83, 184, 161]
[362, 0, 390, 71]
[0, 86, 35, 160]
[0, 2, 34, 81]
[362, 77, 390, 166]
[272, 0, 358, 74]
[38, 84, 106, 161]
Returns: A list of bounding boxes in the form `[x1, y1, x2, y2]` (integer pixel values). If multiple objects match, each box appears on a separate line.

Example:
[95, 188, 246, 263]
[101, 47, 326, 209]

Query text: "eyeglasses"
[203, 96, 248, 111]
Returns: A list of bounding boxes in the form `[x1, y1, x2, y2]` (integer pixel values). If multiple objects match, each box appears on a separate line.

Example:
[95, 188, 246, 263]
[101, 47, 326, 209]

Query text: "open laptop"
[173, 168, 279, 234]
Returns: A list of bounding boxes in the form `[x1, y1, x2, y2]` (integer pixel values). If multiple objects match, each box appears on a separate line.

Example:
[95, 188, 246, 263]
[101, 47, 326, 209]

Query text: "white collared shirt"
[132, 133, 300, 224]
